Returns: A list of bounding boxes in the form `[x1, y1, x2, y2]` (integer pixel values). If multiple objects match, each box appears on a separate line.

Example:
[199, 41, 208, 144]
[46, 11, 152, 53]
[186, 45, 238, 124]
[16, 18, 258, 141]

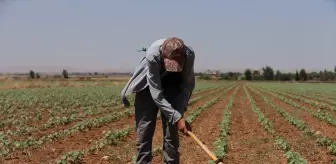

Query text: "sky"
[0, 0, 336, 73]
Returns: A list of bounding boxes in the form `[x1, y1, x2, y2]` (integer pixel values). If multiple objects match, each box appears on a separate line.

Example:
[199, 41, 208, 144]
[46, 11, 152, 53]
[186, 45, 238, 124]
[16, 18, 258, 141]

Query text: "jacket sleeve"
[146, 54, 183, 125]
[176, 49, 195, 113]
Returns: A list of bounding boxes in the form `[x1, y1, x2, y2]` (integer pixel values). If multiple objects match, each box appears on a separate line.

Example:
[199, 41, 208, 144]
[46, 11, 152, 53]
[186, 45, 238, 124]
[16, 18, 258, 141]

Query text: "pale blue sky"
[0, 0, 336, 73]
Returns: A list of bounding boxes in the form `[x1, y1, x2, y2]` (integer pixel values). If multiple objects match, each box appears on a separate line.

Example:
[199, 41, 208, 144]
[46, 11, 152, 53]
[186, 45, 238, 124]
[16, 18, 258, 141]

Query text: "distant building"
[205, 69, 220, 77]
[253, 69, 264, 76]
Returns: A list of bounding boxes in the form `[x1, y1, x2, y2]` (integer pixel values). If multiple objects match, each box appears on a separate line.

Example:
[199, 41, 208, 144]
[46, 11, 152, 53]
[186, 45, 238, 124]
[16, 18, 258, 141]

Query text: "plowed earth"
[3, 84, 336, 164]
[81, 86, 231, 164]
[3, 87, 224, 164]
[224, 87, 287, 164]
[151, 85, 236, 164]
[248, 87, 334, 163]
[260, 89, 336, 141]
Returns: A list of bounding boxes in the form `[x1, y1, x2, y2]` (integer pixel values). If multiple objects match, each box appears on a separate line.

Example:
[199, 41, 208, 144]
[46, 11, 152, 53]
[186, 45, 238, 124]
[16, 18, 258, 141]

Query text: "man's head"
[161, 37, 185, 72]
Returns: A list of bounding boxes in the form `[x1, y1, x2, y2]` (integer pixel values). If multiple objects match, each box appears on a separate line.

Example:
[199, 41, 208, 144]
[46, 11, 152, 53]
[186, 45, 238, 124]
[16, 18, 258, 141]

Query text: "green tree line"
[244, 65, 336, 81]
[28, 69, 69, 79]
[198, 65, 336, 82]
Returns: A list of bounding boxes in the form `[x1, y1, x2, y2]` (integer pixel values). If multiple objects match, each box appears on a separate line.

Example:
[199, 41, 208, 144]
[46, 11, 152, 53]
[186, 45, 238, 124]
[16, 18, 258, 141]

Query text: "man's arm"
[146, 52, 183, 125]
[177, 48, 196, 113]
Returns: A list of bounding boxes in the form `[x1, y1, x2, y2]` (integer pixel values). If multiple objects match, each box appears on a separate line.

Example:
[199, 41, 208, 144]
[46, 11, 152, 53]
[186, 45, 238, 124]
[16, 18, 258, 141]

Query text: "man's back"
[121, 38, 195, 107]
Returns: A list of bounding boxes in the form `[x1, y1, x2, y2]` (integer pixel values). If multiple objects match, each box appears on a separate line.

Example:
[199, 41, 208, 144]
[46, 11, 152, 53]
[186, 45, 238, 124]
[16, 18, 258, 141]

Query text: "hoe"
[187, 131, 224, 164]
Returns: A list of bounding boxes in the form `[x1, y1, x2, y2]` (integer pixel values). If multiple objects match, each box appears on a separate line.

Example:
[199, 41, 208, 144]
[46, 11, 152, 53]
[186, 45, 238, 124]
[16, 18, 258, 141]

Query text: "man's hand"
[122, 98, 130, 107]
[177, 117, 192, 135]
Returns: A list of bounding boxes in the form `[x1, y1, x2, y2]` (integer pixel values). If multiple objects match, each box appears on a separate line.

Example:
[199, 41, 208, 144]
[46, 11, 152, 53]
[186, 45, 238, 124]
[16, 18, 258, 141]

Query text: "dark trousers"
[135, 86, 181, 164]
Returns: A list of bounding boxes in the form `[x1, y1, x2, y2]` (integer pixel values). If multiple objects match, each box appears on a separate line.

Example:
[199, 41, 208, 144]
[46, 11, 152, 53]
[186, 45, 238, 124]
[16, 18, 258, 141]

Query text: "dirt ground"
[224, 87, 287, 164]
[248, 87, 334, 163]
[3, 83, 336, 164]
[3, 87, 223, 164]
[81, 87, 230, 164]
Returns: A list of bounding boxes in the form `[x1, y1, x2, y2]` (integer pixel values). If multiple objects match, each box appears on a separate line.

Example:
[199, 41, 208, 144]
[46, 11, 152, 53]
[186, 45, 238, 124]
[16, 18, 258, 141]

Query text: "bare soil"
[7, 87, 217, 141]
[248, 87, 334, 163]
[79, 86, 229, 164]
[284, 90, 336, 107]
[3, 87, 224, 164]
[275, 91, 336, 118]
[224, 87, 287, 164]
[258, 88, 336, 141]
[151, 86, 236, 164]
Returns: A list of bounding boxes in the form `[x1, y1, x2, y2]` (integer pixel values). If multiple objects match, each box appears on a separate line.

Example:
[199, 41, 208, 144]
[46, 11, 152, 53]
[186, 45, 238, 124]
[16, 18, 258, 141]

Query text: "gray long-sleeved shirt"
[121, 39, 195, 124]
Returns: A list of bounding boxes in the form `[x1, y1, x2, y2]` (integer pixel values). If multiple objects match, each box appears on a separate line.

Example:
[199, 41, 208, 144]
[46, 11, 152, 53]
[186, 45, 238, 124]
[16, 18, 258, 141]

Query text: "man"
[121, 37, 195, 164]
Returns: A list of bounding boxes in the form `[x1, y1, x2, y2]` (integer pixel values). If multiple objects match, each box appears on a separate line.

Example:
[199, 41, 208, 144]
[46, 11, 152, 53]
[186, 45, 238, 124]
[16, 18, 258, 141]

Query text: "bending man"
[121, 37, 195, 164]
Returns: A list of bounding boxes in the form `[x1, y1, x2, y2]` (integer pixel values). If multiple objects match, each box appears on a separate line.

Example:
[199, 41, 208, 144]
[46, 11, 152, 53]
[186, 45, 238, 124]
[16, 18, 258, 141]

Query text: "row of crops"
[57, 84, 236, 164]
[209, 83, 336, 164]
[2, 81, 336, 163]
[0, 80, 233, 163]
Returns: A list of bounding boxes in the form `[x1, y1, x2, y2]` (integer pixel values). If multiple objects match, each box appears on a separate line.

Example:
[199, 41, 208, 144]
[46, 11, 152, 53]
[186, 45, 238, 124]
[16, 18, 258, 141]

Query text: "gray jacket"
[121, 39, 195, 124]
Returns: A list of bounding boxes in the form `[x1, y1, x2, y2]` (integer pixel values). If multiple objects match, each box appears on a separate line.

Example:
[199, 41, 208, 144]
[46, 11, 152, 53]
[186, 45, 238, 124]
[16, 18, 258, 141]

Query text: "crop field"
[1, 81, 336, 164]
[0, 79, 128, 90]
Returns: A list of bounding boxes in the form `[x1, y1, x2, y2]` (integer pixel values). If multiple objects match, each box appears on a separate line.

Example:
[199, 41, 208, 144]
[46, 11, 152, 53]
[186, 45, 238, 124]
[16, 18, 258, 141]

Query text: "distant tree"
[288, 72, 295, 80]
[199, 74, 211, 80]
[252, 70, 260, 80]
[35, 72, 40, 79]
[227, 72, 234, 79]
[275, 70, 282, 81]
[299, 69, 308, 81]
[253, 70, 260, 76]
[244, 69, 252, 81]
[308, 72, 319, 80]
[334, 66, 336, 80]
[281, 73, 292, 81]
[62, 69, 69, 79]
[262, 66, 274, 80]
[219, 73, 229, 80]
[232, 72, 241, 80]
[326, 69, 334, 81]
[323, 69, 333, 81]
[29, 70, 35, 79]
[320, 70, 324, 81]
[94, 72, 98, 75]
[295, 70, 300, 81]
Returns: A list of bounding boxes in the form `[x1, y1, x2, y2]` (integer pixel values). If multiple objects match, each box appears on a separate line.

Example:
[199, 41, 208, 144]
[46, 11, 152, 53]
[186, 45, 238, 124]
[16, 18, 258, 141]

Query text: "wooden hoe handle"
[186, 131, 224, 164]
